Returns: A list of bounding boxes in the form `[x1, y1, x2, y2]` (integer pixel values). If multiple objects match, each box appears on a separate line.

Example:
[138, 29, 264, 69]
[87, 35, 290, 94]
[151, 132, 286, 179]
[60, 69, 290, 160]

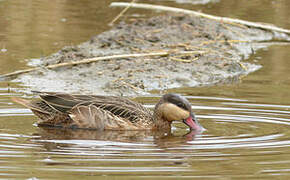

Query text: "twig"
[238, 62, 248, 71]
[121, 81, 139, 91]
[200, 39, 250, 46]
[0, 50, 205, 79]
[109, 0, 137, 26]
[221, 23, 245, 38]
[0, 52, 166, 79]
[110, 2, 290, 35]
[170, 56, 198, 63]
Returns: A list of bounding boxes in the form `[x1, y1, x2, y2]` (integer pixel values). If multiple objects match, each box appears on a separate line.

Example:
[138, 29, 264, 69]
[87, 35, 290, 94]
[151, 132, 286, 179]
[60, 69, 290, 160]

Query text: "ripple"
[1, 94, 290, 178]
[0, 108, 32, 116]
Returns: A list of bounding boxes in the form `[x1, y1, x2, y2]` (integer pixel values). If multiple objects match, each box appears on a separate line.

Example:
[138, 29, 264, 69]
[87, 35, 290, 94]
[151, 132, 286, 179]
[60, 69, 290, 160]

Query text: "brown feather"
[11, 92, 197, 131]
[38, 93, 153, 124]
[11, 97, 70, 125]
[69, 105, 105, 130]
[11, 97, 46, 113]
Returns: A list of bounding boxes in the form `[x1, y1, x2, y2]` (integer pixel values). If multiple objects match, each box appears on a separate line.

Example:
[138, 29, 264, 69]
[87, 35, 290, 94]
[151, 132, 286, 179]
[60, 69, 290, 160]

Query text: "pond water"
[0, 0, 290, 179]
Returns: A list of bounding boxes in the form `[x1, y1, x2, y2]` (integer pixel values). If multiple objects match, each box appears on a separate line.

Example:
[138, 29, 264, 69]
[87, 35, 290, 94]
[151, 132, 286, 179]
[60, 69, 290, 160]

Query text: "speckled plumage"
[12, 92, 200, 131]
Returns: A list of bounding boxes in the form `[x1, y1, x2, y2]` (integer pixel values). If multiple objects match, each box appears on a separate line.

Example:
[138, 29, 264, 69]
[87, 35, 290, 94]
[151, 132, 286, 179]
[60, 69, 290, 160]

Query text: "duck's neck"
[153, 104, 172, 130]
[154, 118, 171, 130]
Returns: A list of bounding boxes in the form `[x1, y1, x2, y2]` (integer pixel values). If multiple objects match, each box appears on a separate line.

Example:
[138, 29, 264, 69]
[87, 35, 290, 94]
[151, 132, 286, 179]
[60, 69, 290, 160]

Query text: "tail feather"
[11, 97, 49, 114]
[11, 97, 33, 108]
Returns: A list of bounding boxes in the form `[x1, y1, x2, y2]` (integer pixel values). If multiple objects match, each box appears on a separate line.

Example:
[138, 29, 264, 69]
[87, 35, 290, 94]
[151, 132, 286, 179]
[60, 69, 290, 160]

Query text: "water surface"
[0, 0, 290, 179]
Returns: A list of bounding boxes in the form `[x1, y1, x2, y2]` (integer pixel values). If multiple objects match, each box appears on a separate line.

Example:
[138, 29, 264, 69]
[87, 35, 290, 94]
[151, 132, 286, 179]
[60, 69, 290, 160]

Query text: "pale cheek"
[165, 110, 189, 121]
[160, 103, 190, 121]
[166, 113, 179, 121]
[176, 111, 190, 120]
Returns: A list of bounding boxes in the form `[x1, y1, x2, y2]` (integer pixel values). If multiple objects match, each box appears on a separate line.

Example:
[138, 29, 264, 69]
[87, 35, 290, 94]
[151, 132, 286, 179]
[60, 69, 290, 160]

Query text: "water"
[1, 0, 290, 179]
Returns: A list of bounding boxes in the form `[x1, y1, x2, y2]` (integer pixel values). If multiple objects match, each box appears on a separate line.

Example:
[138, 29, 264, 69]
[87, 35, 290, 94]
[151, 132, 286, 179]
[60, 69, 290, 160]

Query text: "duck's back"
[12, 92, 154, 130]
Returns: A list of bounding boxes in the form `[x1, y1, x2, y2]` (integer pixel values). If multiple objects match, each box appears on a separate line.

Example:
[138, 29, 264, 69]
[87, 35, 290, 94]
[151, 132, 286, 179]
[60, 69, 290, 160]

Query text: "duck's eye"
[177, 103, 185, 109]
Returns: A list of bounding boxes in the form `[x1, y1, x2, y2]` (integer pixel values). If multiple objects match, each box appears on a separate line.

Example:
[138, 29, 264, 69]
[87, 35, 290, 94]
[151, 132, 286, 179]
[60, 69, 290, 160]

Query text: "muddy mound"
[14, 14, 282, 95]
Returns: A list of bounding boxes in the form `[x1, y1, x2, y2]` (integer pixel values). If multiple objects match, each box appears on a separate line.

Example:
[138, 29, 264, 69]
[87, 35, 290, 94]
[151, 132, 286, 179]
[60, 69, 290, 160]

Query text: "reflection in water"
[32, 128, 198, 150]
[0, 0, 290, 179]
[1, 91, 290, 178]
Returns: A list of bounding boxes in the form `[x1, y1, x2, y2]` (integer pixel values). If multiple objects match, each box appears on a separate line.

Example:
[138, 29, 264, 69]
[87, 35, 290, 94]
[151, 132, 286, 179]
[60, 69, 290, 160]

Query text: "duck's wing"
[69, 104, 146, 130]
[36, 92, 153, 123]
[35, 92, 91, 113]
[88, 96, 153, 123]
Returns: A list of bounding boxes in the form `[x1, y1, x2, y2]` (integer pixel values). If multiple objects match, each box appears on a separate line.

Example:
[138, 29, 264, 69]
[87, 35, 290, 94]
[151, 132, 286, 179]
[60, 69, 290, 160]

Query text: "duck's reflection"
[32, 127, 201, 150]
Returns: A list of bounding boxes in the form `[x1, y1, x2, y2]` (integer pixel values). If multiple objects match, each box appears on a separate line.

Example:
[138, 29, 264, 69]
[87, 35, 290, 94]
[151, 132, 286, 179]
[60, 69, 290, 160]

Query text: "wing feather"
[34, 92, 153, 124]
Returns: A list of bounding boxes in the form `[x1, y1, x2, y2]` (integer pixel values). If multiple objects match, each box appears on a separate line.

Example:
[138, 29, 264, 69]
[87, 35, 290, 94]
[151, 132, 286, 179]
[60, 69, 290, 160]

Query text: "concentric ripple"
[0, 91, 290, 179]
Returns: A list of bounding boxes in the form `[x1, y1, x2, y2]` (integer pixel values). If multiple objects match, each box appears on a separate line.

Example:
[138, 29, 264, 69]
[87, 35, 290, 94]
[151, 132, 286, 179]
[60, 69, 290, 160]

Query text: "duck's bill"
[183, 114, 204, 131]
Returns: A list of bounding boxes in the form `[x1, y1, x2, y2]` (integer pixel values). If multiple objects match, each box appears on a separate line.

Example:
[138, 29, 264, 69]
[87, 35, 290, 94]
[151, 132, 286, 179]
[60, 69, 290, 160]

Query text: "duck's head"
[155, 93, 203, 131]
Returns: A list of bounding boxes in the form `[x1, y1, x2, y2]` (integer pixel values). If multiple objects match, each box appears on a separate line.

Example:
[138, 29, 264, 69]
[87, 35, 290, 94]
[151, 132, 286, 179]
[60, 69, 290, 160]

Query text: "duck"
[11, 92, 202, 131]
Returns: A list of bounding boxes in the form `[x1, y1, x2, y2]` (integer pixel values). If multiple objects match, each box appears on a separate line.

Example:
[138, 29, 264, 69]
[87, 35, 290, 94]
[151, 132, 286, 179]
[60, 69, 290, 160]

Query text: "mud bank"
[13, 14, 289, 95]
